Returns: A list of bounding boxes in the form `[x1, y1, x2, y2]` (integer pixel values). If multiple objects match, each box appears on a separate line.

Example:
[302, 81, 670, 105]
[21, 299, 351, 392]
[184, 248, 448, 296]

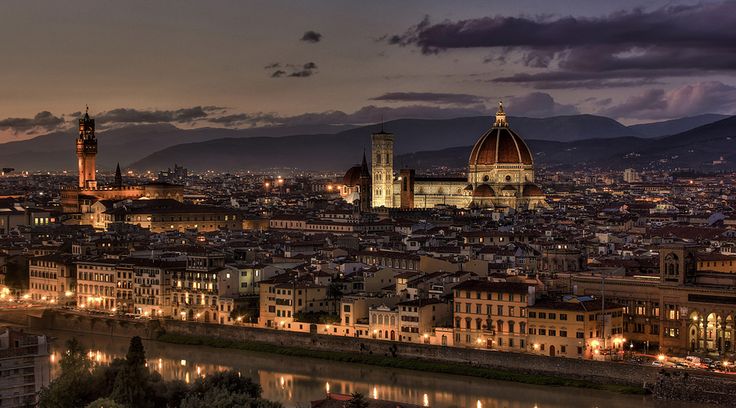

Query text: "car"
[652, 361, 663, 367]
[675, 362, 688, 369]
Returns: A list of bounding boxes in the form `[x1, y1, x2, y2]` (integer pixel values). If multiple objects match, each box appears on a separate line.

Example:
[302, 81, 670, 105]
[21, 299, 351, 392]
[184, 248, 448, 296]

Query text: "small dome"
[473, 184, 495, 198]
[343, 166, 362, 186]
[523, 184, 544, 196]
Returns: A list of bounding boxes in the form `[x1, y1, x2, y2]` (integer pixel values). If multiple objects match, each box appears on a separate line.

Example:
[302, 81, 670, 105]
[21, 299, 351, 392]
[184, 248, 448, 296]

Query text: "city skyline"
[1, 0, 735, 142]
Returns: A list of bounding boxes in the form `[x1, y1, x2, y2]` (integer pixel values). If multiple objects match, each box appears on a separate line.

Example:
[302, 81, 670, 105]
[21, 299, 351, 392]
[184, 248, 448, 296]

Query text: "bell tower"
[76, 106, 97, 189]
[371, 127, 394, 208]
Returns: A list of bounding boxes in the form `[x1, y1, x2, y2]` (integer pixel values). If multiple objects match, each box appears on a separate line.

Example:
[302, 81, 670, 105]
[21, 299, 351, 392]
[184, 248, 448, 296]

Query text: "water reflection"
[47, 331, 693, 408]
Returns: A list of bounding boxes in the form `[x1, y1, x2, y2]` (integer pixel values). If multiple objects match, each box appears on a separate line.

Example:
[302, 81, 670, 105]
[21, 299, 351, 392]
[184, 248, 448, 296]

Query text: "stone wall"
[24, 309, 736, 405]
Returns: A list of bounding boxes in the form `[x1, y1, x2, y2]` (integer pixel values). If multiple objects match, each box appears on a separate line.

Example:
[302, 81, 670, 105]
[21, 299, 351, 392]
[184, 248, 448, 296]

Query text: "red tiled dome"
[472, 184, 495, 198]
[469, 126, 533, 166]
[523, 184, 544, 196]
[343, 166, 361, 186]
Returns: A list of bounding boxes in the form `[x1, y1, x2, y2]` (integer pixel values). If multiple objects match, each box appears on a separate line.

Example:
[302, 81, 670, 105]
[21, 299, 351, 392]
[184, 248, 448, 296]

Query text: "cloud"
[599, 81, 736, 120]
[267, 62, 318, 78]
[390, 3, 736, 85]
[301, 30, 322, 43]
[208, 104, 488, 127]
[0, 111, 65, 134]
[96, 106, 223, 125]
[505, 92, 578, 117]
[371, 91, 487, 105]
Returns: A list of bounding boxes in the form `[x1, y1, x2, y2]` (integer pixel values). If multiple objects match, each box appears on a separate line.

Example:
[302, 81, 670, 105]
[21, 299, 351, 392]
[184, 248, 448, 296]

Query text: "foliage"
[293, 311, 339, 324]
[346, 392, 370, 408]
[111, 336, 151, 408]
[85, 398, 124, 408]
[40, 336, 282, 408]
[39, 338, 96, 408]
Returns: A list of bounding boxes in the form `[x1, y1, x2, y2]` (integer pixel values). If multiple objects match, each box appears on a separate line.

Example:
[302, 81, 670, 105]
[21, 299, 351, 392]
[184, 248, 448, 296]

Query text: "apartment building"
[453, 280, 535, 351]
[527, 296, 625, 359]
[28, 255, 75, 304]
[76, 259, 118, 311]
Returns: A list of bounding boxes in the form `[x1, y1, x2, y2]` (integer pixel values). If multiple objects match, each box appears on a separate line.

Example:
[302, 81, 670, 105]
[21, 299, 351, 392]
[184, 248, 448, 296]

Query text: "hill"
[629, 114, 729, 138]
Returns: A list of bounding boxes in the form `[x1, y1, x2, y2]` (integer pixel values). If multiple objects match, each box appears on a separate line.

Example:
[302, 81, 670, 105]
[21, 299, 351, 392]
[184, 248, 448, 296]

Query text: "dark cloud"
[505, 92, 578, 117]
[267, 62, 318, 78]
[208, 104, 488, 127]
[0, 111, 65, 134]
[300, 30, 322, 43]
[371, 91, 487, 105]
[96, 106, 223, 125]
[598, 81, 736, 120]
[390, 3, 736, 85]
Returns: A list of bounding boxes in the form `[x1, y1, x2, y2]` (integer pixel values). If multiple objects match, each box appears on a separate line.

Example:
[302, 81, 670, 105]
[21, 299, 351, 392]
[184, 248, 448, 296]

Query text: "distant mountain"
[396, 116, 736, 171]
[628, 114, 730, 138]
[3, 112, 732, 172]
[0, 123, 357, 171]
[129, 114, 643, 171]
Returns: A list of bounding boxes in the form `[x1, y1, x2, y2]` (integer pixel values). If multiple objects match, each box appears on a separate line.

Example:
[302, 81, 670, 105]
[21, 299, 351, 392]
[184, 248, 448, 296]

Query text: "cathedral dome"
[472, 184, 495, 198]
[522, 183, 544, 197]
[343, 166, 362, 186]
[468, 103, 533, 167]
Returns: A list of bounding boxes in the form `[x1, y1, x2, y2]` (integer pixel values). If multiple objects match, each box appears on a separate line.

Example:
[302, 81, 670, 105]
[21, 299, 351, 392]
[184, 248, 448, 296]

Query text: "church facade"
[341, 103, 547, 211]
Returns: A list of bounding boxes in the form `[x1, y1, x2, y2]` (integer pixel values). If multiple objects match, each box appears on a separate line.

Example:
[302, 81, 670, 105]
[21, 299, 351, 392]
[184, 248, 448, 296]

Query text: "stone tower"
[359, 151, 371, 213]
[76, 107, 97, 189]
[371, 128, 394, 208]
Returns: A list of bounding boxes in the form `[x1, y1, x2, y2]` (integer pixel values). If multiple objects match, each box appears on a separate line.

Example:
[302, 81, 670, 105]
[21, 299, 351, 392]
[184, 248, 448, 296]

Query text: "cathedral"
[61, 108, 184, 215]
[341, 102, 547, 211]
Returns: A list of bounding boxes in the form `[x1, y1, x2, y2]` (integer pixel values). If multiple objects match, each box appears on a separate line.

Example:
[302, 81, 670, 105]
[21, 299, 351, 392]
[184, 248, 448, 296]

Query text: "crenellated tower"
[76, 106, 97, 189]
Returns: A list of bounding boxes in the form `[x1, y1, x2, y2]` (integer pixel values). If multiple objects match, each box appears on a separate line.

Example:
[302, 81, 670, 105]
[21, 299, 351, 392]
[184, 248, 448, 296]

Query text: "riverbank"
[19, 309, 736, 404]
[156, 332, 643, 394]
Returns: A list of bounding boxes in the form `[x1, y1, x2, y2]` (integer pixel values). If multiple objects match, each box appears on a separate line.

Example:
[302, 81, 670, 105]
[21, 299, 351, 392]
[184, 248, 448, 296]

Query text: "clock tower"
[76, 106, 97, 189]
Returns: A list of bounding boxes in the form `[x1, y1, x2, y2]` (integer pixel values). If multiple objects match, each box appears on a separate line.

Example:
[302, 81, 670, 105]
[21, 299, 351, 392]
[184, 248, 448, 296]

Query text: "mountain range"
[0, 113, 732, 172]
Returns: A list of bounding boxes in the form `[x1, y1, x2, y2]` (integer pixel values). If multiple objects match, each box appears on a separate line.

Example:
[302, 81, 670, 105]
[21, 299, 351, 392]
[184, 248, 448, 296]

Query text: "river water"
[46, 331, 699, 408]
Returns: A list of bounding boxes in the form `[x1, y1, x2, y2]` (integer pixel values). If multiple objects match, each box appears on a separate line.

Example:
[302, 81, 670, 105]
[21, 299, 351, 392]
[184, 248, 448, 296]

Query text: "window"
[529, 311, 537, 318]
[559, 330, 567, 338]
[575, 331, 584, 339]
[559, 314, 567, 321]
[576, 314, 584, 322]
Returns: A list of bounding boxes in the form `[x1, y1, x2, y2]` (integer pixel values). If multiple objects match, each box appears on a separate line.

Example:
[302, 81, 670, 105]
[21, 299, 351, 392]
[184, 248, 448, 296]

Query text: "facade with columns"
[573, 243, 736, 355]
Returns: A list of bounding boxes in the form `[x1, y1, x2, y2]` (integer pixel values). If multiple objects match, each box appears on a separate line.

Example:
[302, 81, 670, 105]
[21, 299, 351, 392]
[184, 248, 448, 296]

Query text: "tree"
[327, 281, 344, 314]
[111, 336, 151, 408]
[85, 398, 124, 408]
[39, 338, 96, 408]
[346, 392, 370, 408]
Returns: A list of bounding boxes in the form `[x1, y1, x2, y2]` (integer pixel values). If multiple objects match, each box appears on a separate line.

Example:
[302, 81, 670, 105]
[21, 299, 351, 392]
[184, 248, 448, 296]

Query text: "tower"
[114, 163, 123, 188]
[359, 151, 371, 213]
[76, 107, 97, 189]
[371, 128, 394, 208]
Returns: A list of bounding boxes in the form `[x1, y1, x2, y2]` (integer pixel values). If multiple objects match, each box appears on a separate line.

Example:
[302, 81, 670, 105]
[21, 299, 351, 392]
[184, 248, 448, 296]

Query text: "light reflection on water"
[47, 331, 693, 408]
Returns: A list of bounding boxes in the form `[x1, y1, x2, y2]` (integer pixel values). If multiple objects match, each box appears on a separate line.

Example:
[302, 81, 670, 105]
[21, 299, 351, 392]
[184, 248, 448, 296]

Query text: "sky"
[1, 0, 735, 142]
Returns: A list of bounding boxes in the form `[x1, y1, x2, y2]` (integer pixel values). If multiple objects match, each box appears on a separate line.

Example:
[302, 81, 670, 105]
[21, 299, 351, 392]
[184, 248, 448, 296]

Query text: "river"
[46, 331, 699, 408]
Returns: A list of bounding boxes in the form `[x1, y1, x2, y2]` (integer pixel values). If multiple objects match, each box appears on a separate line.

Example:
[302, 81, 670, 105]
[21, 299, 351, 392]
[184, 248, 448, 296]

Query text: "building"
[623, 168, 641, 183]
[573, 243, 736, 354]
[61, 109, 184, 214]
[452, 280, 535, 351]
[344, 102, 547, 211]
[76, 259, 119, 312]
[396, 298, 450, 343]
[339, 152, 371, 212]
[171, 251, 234, 325]
[527, 296, 625, 359]
[0, 329, 50, 408]
[28, 255, 75, 304]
